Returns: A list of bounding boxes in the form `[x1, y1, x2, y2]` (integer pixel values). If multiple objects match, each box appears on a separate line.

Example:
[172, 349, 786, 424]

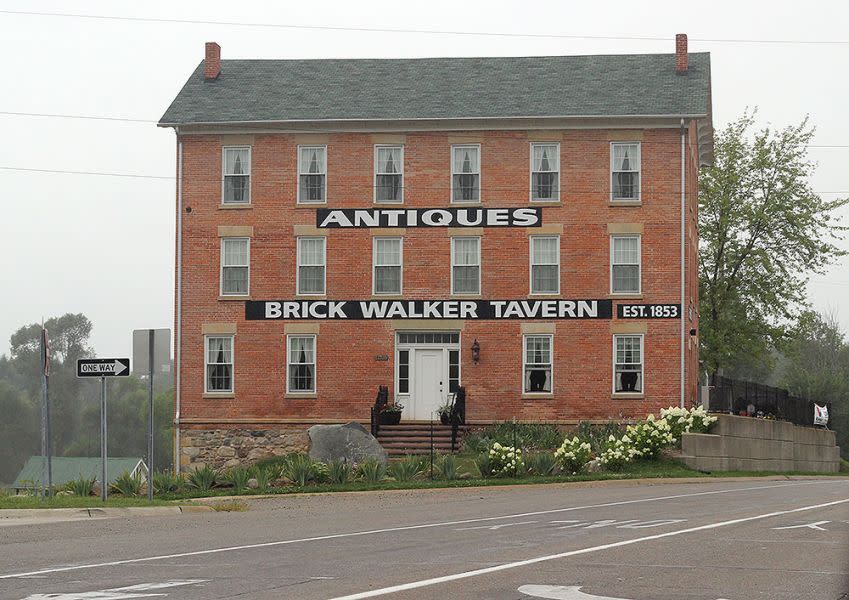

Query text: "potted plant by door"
[379, 402, 404, 425]
[436, 401, 453, 425]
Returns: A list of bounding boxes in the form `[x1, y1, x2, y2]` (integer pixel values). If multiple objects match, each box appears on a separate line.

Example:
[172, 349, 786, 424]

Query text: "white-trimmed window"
[524, 334, 553, 394]
[611, 142, 641, 201]
[220, 237, 249, 296]
[611, 235, 641, 294]
[531, 143, 560, 201]
[451, 144, 480, 203]
[373, 237, 402, 295]
[298, 145, 327, 203]
[297, 237, 326, 295]
[451, 237, 480, 294]
[222, 146, 250, 204]
[530, 235, 560, 294]
[614, 334, 643, 394]
[375, 145, 403, 203]
[205, 335, 233, 393]
[287, 335, 316, 393]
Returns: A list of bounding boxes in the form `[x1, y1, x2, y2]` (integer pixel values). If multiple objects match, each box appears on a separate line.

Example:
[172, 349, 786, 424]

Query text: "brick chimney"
[675, 34, 688, 74]
[204, 42, 221, 81]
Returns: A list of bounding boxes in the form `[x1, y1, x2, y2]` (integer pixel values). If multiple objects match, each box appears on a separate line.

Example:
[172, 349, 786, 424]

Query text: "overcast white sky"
[1, 0, 847, 359]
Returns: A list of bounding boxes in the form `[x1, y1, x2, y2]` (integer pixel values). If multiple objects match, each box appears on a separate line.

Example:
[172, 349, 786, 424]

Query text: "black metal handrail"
[449, 386, 466, 453]
[370, 385, 389, 437]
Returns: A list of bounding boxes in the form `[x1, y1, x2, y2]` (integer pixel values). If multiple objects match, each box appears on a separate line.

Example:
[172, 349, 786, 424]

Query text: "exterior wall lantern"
[471, 339, 480, 364]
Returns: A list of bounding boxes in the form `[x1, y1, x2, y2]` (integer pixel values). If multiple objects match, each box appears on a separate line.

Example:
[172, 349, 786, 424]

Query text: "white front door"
[412, 349, 445, 420]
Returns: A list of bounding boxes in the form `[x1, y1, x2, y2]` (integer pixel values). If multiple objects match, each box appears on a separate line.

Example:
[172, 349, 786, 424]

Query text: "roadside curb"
[188, 474, 849, 503]
[0, 505, 214, 520]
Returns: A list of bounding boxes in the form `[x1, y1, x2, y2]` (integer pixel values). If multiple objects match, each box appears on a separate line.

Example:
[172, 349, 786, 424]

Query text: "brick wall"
[175, 126, 700, 430]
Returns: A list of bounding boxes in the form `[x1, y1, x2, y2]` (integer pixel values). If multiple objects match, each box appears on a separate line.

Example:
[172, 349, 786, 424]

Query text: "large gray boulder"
[308, 422, 388, 465]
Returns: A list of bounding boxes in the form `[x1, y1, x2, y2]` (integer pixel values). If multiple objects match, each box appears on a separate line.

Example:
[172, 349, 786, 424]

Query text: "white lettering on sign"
[316, 207, 543, 228]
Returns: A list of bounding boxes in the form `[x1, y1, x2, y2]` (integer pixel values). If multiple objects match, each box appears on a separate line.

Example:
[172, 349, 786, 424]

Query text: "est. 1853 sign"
[316, 207, 542, 228]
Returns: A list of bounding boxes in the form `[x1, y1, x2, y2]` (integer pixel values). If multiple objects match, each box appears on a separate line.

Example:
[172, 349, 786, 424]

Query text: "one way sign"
[77, 358, 131, 378]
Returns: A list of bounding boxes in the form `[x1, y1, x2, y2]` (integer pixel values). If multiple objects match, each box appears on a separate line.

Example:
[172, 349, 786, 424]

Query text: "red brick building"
[159, 36, 713, 468]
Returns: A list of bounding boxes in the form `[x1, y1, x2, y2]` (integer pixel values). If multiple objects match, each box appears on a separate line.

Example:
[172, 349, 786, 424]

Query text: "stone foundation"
[180, 427, 310, 470]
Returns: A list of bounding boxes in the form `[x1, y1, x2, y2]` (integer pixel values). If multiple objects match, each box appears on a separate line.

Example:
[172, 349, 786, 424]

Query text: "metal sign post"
[100, 376, 108, 502]
[133, 328, 170, 502]
[77, 358, 130, 501]
[147, 329, 154, 502]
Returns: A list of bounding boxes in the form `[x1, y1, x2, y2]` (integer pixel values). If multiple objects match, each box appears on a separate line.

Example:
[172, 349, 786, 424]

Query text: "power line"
[0, 111, 155, 123]
[1, 165, 847, 195]
[2, 9, 849, 45]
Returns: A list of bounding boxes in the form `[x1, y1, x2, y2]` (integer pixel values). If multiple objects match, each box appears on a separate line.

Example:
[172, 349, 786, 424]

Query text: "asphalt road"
[1, 478, 848, 600]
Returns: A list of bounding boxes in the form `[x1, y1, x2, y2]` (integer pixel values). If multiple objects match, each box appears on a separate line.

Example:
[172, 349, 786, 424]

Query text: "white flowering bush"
[659, 405, 717, 439]
[486, 442, 524, 477]
[625, 414, 676, 459]
[554, 436, 593, 474]
[597, 434, 639, 471]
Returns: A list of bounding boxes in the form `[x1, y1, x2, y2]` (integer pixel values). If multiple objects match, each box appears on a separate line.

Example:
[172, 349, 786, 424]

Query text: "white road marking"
[21, 579, 206, 600]
[456, 520, 538, 531]
[772, 520, 831, 531]
[518, 584, 631, 599]
[0, 480, 843, 580]
[550, 519, 685, 530]
[324, 497, 849, 599]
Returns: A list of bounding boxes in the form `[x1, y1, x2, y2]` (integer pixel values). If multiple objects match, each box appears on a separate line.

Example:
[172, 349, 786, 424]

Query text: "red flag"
[41, 328, 50, 378]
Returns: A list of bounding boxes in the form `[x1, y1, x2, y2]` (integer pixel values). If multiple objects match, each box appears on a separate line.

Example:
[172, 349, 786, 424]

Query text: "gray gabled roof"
[159, 53, 711, 126]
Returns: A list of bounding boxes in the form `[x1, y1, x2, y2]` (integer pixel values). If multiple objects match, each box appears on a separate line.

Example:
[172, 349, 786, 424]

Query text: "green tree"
[699, 112, 847, 378]
[778, 311, 849, 458]
[0, 380, 38, 483]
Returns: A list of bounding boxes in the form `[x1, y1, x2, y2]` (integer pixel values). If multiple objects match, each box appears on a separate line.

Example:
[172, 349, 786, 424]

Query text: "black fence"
[707, 376, 830, 427]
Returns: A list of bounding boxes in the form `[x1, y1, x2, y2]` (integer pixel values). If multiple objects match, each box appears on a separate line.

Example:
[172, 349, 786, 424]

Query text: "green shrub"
[626, 415, 675, 459]
[576, 421, 625, 453]
[152, 471, 186, 495]
[597, 435, 636, 471]
[247, 464, 276, 490]
[65, 475, 96, 497]
[474, 453, 493, 479]
[282, 453, 326, 487]
[110, 470, 145, 496]
[186, 465, 217, 492]
[554, 437, 593, 474]
[389, 456, 424, 482]
[464, 422, 562, 453]
[221, 467, 251, 493]
[327, 459, 352, 485]
[356, 458, 387, 483]
[436, 455, 465, 480]
[526, 453, 557, 476]
[484, 442, 524, 477]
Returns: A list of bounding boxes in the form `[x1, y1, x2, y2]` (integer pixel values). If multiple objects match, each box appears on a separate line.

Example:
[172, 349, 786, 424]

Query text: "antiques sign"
[316, 207, 542, 228]
[247, 299, 612, 320]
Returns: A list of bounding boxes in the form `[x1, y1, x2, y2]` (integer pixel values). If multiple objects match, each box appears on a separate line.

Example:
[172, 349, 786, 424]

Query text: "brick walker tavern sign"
[158, 37, 712, 471]
[247, 300, 617, 320]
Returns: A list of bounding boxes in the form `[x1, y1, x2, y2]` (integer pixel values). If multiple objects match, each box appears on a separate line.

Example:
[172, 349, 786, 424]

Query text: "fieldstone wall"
[180, 427, 310, 471]
[681, 415, 840, 473]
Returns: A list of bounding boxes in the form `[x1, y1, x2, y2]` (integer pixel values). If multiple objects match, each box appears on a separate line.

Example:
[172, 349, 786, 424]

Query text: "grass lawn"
[0, 495, 182, 510]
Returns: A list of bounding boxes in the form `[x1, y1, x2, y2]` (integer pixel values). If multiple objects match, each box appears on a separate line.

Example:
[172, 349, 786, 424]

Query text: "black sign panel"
[247, 299, 613, 320]
[316, 207, 542, 228]
[77, 358, 131, 378]
[617, 304, 681, 319]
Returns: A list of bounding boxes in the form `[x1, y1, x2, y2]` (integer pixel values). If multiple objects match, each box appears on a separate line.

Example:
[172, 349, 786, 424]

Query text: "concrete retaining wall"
[681, 415, 839, 473]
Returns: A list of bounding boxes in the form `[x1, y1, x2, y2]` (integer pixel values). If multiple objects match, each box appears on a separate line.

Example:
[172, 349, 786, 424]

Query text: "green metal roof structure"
[11, 456, 147, 491]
